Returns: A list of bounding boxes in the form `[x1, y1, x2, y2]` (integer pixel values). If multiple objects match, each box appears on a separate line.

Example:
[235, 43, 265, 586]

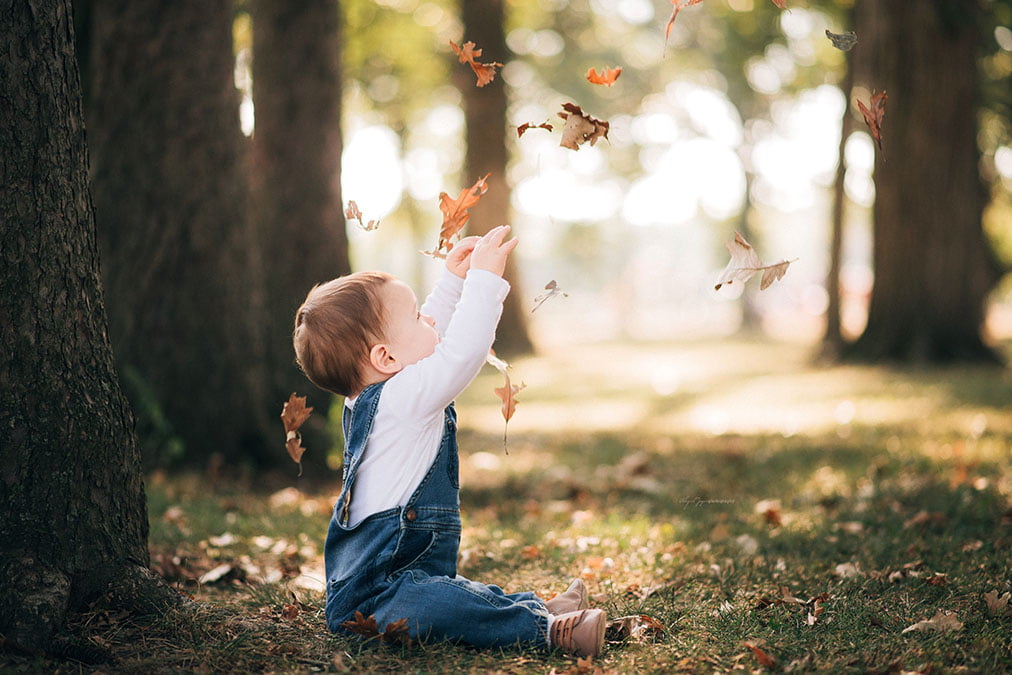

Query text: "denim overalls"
[324, 381, 550, 648]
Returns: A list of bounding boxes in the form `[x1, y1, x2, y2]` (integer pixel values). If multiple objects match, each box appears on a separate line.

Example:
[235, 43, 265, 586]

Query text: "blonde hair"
[293, 271, 393, 396]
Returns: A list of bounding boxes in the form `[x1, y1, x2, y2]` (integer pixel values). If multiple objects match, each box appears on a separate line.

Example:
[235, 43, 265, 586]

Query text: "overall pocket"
[388, 528, 437, 579]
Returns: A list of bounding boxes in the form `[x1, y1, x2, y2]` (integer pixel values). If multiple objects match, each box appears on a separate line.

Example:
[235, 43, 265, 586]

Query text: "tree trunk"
[250, 0, 348, 471]
[87, 0, 273, 467]
[0, 0, 180, 654]
[458, 0, 534, 356]
[844, 0, 1001, 364]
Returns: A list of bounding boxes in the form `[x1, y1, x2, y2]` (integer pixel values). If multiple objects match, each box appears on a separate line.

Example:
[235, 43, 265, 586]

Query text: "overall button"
[405, 508, 417, 522]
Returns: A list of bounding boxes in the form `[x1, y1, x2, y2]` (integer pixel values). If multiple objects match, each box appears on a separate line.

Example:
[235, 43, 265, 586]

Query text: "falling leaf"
[450, 40, 502, 88]
[714, 232, 795, 291]
[984, 590, 1011, 617]
[340, 611, 412, 645]
[517, 121, 553, 137]
[664, 0, 705, 44]
[606, 614, 667, 641]
[486, 351, 525, 453]
[557, 102, 610, 151]
[901, 611, 963, 634]
[281, 393, 313, 474]
[825, 29, 858, 51]
[857, 90, 887, 152]
[744, 642, 778, 669]
[770, 0, 787, 8]
[422, 174, 491, 258]
[344, 200, 378, 231]
[532, 280, 568, 312]
[586, 66, 622, 86]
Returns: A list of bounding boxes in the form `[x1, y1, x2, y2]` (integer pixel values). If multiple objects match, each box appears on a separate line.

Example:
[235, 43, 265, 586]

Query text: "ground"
[4, 337, 1011, 673]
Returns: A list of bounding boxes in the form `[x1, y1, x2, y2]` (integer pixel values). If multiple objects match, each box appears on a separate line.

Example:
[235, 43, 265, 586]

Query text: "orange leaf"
[486, 351, 525, 453]
[341, 610, 379, 638]
[744, 642, 778, 668]
[857, 89, 887, 152]
[424, 174, 491, 258]
[450, 40, 502, 88]
[557, 102, 610, 151]
[586, 66, 622, 86]
[665, 0, 705, 43]
[344, 200, 378, 231]
[280, 393, 313, 472]
[771, 0, 787, 8]
[516, 121, 553, 138]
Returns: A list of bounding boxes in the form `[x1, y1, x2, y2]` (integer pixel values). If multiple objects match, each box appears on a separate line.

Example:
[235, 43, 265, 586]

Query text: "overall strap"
[336, 381, 385, 527]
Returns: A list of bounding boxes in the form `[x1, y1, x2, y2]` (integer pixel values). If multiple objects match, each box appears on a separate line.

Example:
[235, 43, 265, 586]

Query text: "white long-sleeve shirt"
[343, 268, 509, 525]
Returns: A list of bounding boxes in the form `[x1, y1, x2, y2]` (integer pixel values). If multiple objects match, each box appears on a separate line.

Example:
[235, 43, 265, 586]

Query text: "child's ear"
[369, 343, 401, 375]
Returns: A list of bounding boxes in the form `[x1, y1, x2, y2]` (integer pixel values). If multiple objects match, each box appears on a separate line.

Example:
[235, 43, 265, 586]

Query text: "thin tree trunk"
[458, 0, 534, 356]
[250, 0, 348, 471]
[87, 0, 273, 467]
[0, 0, 181, 654]
[844, 0, 1001, 364]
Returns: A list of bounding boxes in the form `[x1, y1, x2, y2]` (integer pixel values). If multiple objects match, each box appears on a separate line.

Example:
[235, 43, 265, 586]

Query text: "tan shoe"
[549, 608, 606, 657]
[545, 579, 589, 614]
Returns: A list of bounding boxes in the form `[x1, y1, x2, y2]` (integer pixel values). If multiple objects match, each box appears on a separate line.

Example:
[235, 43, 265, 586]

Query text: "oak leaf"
[486, 351, 525, 453]
[450, 40, 502, 88]
[340, 611, 412, 645]
[586, 67, 622, 86]
[714, 232, 794, 291]
[984, 590, 1011, 617]
[422, 174, 491, 258]
[857, 89, 887, 152]
[344, 200, 378, 231]
[517, 121, 553, 137]
[825, 29, 858, 51]
[558, 102, 609, 151]
[280, 393, 313, 474]
[532, 280, 568, 312]
[902, 611, 962, 634]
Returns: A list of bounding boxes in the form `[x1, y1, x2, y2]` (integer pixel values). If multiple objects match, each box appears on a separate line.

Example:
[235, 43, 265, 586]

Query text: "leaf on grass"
[664, 0, 705, 44]
[450, 40, 502, 88]
[857, 90, 887, 152]
[825, 29, 858, 51]
[281, 393, 313, 473]
[486, 351, 525, 453]
[340, 611, 412, 645]
[901, 611, 963, 634]
[744, 642, 778, 668]
[714, 232, 794, 291]
[586, 66, 622, 86]
[344, 200, 379, 231]
[558, 102, 610, 151]
[422, 174, 491, 258]
[517, 121, 553, 138]
[984, 590, 1011, 617]
[833, 562, 862, 578]
[606, 614, 667, 641]
[532, 280, 568, 312]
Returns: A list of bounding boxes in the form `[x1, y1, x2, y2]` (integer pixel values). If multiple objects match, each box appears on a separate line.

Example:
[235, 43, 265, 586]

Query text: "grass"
[4, 337, 1011, 673]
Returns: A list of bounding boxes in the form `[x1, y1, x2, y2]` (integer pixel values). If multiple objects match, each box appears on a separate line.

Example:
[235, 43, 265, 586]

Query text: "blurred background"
[73, 0, 1012, 472]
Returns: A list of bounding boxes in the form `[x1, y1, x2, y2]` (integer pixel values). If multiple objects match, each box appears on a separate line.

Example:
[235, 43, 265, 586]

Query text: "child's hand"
[446, 236, 479, 279]
[470, 225, 519, 278]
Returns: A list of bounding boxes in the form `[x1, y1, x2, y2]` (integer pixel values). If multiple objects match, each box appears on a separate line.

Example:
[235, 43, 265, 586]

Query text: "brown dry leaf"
[714, 232, 794, 291]
[901, 611, 963, 634]
[557, 102, 610, 151]
[744, 642, 778, 669]
[423, 174, 491, 258]
[532, 279, 568, 312]
[281, 393, 313, 474]
[450, 40, 502, 87]
[755, 498, 783, 527]
[281, 603, 300, 620]
[771, 0, 787, 8]
[586, 66, 622, 86]
[665, 0, 705, 44]
[984, 590, 1011, 617]
[606, 614, 667, 641]
[486, 351, 525, 453]
[857, 90, 887, 152]
[517, 121, 553, 138]
[344, 200, 379, 231]
[340, 611, 412, 645]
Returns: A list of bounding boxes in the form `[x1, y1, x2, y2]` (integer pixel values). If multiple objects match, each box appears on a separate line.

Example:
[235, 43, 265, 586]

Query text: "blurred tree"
[1, 0, 181, 653]
[86, 0, 273, 467]
[250, 0, 347, 471]
[844, 0, 1004, 363]
[457, 0, 534, 356]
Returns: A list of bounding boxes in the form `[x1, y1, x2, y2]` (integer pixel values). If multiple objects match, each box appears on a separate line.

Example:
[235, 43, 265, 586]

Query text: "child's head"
[293, 271, 440, 396]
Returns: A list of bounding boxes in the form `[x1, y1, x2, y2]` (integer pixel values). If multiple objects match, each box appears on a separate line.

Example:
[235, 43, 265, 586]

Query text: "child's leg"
[372, 569, 550, 649]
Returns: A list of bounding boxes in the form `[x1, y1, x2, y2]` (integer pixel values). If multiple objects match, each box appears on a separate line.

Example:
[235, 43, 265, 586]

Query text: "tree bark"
[458, 0, 534, 356]
[844, 0, 1002, 364]
[250, 0, 348, 470]
[87, 0, 274, 467]
[0, 0, 180, 653]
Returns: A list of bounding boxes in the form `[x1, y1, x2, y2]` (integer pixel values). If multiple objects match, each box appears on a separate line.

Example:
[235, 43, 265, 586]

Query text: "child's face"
[379, 280, 439, 369]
